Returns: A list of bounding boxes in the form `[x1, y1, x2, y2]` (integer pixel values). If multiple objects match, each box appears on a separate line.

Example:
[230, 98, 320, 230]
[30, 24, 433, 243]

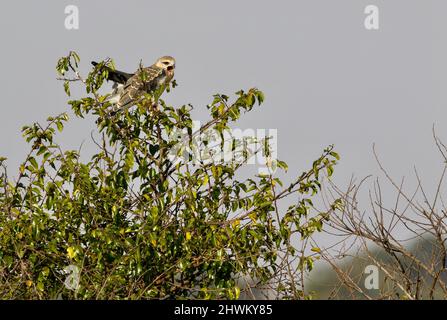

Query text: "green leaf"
[64, 81, 71, 96]
[29, 157, 38, 169]
[56, 121, 64, 132]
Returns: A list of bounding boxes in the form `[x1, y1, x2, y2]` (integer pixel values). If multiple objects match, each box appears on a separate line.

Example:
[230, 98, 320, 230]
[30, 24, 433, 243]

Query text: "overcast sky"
[1, 1, 447, 249]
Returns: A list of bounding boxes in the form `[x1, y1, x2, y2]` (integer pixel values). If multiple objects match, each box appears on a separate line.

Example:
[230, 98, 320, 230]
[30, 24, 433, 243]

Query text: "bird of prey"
[91, 56, 176, 113]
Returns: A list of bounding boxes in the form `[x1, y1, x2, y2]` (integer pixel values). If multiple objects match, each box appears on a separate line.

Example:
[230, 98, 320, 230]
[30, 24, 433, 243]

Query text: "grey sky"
[1, 1, 447, 232]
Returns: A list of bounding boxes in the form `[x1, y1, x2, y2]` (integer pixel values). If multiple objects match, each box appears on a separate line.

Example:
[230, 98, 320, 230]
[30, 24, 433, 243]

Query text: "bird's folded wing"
[117, 66, 163, 109]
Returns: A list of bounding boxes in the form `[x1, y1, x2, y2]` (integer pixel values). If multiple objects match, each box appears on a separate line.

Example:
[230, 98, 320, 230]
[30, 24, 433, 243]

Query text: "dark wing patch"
[91, 61, 134, 84]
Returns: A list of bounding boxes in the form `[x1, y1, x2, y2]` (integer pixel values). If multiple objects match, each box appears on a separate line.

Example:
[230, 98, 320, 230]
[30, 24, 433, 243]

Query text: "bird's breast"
[157, 74, 167, 86]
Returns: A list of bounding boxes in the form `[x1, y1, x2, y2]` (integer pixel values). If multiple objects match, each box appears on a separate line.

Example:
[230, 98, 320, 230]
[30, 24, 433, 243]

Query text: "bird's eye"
[163, 61, 170, 65]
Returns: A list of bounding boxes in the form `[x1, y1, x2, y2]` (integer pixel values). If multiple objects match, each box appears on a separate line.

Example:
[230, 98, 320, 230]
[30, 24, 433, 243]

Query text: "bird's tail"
[105, 82, 123, 104]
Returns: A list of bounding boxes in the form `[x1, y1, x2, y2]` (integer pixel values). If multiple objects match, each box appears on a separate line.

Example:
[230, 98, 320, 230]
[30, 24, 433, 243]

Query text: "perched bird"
[91, 56, 176, 113]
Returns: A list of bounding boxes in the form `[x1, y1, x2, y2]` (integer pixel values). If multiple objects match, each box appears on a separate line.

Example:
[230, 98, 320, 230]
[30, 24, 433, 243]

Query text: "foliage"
[0, 52, 340, 299]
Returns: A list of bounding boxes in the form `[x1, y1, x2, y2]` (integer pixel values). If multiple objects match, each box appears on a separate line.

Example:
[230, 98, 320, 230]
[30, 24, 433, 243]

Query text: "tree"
[319, 133, 447, 300]
[0, 52, 340, 299]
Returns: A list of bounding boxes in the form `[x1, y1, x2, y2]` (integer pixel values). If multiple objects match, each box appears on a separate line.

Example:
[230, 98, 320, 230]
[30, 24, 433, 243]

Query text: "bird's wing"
[117, 65, 165, 109]
[91, 61, 134, 84]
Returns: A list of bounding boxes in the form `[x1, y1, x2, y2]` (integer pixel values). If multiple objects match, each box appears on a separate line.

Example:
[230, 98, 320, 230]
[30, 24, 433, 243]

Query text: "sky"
[1, 1, 447, 249]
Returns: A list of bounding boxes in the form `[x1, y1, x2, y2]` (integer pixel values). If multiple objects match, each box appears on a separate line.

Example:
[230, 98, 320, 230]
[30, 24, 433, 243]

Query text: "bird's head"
[155, 56, 176, 73]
